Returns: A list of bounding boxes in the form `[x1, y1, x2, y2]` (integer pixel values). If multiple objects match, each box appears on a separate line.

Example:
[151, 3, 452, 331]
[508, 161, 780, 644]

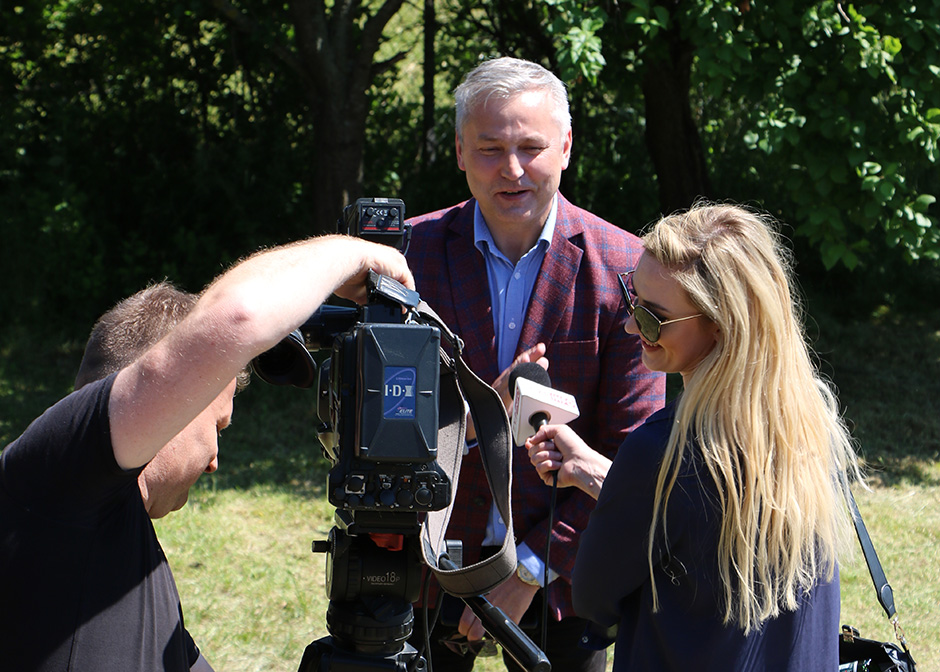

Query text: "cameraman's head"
[75, 281, 246, 518]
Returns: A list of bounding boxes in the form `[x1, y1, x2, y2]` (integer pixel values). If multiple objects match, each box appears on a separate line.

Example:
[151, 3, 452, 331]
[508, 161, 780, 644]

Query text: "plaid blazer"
[406, 194, 666, 619]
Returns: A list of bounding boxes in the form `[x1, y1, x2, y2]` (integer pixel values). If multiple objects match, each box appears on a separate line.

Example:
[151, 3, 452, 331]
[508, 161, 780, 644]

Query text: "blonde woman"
[527, 203, 861, 671]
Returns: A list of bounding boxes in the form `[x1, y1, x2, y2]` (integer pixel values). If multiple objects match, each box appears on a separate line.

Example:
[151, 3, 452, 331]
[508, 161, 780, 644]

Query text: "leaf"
[821, 241, 845, 270]
[913, 194, 937, 213]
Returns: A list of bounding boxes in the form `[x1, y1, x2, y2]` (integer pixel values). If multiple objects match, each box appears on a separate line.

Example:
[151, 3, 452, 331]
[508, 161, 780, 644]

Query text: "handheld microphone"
[509, 362, 580, 446]
[508, 361, 580, 652]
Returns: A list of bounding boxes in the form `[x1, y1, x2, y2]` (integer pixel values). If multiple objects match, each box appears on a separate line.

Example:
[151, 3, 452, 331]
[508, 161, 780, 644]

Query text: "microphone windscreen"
[509, 361, 552, 398]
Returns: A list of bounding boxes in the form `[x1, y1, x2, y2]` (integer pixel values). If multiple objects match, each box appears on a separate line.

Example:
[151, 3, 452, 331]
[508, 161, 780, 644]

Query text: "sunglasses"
[617, 270, 703, 343]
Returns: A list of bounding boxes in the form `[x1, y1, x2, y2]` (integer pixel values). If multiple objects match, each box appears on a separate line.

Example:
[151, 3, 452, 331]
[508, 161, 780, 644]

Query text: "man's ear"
[455, 131, 466, 172]
[560, 127, 573, 170]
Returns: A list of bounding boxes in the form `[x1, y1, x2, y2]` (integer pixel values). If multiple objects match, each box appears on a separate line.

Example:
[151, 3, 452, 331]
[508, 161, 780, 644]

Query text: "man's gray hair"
[455, 57, 571, 139]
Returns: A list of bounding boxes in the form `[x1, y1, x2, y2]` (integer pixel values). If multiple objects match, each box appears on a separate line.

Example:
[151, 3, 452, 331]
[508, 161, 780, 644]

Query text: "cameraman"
[405, 57, 665, 672]
[0, 235, 414, 672]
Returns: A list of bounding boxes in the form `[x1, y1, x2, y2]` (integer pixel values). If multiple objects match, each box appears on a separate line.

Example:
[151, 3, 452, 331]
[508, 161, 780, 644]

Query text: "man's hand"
[466, 343, 549, 442]
[457, 573, 540, 641]
[332, 237, 415, 304]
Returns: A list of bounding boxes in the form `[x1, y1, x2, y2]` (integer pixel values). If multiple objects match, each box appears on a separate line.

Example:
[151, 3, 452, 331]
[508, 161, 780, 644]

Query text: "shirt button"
[514, 272, 521, 279]
[508, 322, 516, 330]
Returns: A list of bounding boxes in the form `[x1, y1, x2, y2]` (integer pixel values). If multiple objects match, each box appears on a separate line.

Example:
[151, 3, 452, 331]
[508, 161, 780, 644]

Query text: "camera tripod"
[295, 515, 549, 672]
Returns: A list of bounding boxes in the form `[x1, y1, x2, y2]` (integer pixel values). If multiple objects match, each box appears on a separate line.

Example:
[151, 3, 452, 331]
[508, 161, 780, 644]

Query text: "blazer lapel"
[518, 204, 584, 353]
[444, 202, 500, 382]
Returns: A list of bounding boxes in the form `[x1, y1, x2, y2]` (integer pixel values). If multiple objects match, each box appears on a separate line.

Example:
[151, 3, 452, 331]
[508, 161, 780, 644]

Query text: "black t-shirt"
[0, 374, 199, 671]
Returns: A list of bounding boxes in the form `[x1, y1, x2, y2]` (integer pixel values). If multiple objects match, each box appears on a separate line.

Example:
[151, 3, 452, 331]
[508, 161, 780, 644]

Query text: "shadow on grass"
[808, 297, 940, 487]
[201, 382, 332, 499]
[4, 297, 940, 493]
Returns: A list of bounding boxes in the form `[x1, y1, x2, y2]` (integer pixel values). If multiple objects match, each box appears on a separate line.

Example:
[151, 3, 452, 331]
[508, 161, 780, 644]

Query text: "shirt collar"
[473, 195, 557, 261]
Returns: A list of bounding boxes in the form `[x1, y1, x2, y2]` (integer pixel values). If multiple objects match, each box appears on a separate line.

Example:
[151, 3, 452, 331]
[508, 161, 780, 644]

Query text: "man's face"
[456, 89, 572, 238]
[139, 378, 237, 518]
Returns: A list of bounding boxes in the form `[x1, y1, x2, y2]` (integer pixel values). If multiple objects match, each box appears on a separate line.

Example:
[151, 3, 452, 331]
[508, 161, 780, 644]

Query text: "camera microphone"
[508, 362, 580, 446]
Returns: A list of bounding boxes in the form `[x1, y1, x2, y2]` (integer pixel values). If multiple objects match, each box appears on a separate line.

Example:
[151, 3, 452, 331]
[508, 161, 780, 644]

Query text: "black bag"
[839, 625, 915, 671]
[837, 490, 917, 672]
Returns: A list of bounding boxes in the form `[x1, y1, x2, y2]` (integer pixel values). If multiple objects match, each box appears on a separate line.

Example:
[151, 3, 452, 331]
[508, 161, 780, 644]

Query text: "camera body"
[252, 198, 451, 536]
[314, 280, 450, 524]
[338, 197, 409, 251]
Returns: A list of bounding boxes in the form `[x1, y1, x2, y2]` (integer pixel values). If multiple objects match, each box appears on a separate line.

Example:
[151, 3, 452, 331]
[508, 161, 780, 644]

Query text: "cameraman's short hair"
[74, 282, 199, 390]
[454, 56, 571, 140]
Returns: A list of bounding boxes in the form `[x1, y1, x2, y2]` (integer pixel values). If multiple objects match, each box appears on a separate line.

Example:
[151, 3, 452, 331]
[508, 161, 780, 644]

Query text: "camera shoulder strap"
[414, 300, 517, 598]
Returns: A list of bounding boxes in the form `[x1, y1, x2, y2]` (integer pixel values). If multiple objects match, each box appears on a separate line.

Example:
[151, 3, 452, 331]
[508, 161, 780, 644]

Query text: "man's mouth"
[498, 189, 528, 198]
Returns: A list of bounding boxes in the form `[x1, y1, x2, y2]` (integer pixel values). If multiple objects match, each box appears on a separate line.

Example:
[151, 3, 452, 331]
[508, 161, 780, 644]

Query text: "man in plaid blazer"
[405, 57, 666, 672]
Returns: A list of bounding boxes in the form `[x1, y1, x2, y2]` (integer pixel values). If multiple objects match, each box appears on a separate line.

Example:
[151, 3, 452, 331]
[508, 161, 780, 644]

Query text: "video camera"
[249, 198, 440, 671]
[251, 198, 548, 672]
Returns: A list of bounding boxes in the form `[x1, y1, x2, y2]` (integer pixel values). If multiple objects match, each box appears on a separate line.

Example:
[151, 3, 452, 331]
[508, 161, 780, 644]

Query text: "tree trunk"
[641, 31, 712, 216]
[421, 0, 438, 166]
[212, 0, 406, 233]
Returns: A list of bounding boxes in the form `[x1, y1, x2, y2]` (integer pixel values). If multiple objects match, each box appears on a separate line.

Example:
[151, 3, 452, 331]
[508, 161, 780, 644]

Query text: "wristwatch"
[516, 563, 541, 587]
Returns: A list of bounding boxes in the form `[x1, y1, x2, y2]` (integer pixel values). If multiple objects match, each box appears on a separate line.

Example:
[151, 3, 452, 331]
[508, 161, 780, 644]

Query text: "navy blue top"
[573, 401, 840, 671]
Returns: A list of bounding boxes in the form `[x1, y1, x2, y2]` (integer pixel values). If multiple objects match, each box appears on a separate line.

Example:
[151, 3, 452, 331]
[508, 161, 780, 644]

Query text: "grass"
[2, 295, 939, 671]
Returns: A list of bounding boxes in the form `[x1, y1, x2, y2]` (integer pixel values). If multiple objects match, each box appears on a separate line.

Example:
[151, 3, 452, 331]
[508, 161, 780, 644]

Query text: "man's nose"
[501, 151, 525, 180]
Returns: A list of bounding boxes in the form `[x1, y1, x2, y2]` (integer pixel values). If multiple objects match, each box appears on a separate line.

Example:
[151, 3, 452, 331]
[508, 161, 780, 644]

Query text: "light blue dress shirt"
[471, 196, 559, 586]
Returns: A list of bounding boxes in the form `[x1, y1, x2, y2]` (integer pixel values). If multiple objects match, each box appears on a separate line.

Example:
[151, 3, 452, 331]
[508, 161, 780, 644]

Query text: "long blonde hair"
[643, 203, 862, 633]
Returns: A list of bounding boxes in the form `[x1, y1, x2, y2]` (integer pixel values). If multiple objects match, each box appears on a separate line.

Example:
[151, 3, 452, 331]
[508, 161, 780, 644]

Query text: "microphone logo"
[509, 363, 579, 445]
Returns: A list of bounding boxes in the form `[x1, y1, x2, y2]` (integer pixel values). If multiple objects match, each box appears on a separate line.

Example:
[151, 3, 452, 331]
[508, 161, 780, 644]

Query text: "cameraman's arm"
[109, 235, 414, 470]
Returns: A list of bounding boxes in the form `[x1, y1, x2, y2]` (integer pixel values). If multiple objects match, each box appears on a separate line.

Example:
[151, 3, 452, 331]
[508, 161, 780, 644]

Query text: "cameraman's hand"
[466, 343, 548, 443]
[526, 425, 610, 500]
[332, 237, 415, 305]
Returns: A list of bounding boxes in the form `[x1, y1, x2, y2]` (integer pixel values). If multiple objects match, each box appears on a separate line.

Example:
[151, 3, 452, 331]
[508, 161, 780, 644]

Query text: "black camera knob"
[414, 487, 432, 507]
[379, 489, 397, 507]
[346, 475, 366, 493]
[397, 489, 414, 507]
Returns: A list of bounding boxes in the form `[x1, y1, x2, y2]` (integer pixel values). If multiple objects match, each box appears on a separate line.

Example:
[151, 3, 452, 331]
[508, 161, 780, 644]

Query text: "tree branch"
[206, 0, 315, 89]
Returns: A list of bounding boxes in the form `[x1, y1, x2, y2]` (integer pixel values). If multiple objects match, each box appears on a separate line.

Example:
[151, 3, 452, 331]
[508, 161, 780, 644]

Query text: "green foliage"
[690, 1, 940, 269]
[1, 0, 314, 328]
[3, 0, 940, 332]
[543, 0, 608, 85]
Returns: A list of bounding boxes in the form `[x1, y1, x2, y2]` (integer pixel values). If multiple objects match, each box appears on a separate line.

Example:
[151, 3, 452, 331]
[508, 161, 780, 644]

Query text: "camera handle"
[438, 556, 551, 672]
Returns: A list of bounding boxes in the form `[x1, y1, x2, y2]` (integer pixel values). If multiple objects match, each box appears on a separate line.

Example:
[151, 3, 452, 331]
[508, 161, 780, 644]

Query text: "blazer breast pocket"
[545, 339, 600, 396]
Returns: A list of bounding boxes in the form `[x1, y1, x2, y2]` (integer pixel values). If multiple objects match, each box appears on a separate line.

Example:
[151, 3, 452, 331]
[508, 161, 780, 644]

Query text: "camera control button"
[397, 490, 414, 507]
[414, 488, 432, 506]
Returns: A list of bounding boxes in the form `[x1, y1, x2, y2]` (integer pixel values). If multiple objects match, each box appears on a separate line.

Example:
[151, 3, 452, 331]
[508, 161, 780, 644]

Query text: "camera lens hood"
[251, 329, 317, 388]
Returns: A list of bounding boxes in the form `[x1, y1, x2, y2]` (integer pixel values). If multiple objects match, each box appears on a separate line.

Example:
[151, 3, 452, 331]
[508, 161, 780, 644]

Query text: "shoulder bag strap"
[847, 487, 913, 654]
